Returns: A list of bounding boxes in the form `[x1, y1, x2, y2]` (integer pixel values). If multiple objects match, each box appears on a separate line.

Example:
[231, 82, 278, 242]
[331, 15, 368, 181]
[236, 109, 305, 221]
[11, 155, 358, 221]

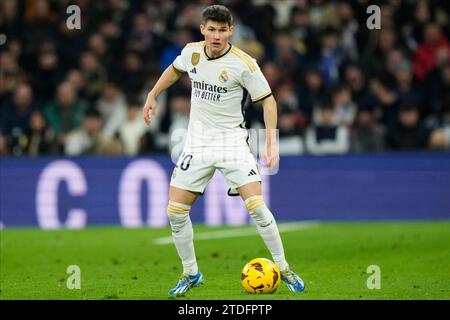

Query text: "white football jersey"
[172, 41, 272, 149]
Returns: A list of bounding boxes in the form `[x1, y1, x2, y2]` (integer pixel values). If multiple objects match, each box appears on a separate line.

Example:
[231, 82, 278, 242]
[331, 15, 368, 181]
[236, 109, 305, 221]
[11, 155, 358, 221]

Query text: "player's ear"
[200, 24, 205, 36]
[229, 25, 234, 35]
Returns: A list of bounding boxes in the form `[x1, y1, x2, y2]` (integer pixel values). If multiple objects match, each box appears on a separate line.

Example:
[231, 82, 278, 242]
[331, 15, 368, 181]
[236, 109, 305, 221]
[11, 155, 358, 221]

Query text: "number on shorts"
[180, 154, 193, 171]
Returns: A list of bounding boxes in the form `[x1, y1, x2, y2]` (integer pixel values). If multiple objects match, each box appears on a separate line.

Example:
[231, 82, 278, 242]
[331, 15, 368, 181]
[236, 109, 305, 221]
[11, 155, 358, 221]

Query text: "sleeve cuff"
[172, 64, 185, 75]
[252, 92, 272, 103]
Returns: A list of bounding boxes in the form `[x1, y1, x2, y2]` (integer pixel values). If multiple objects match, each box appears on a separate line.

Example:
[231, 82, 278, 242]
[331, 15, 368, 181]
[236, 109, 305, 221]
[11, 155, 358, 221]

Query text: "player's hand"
[262, 143, 279, 171]
[143, 96, 158, 125]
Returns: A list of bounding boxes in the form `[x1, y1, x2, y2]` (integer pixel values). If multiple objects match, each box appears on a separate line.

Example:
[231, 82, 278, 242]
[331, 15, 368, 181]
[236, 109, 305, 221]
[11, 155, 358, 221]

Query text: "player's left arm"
[239, 57, 279, 170]
[261, 95, 280, 170]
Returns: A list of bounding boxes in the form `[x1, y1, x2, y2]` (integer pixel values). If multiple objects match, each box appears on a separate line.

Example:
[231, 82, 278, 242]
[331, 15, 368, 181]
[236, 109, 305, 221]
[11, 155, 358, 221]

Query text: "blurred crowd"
[1, 0, 450, 157]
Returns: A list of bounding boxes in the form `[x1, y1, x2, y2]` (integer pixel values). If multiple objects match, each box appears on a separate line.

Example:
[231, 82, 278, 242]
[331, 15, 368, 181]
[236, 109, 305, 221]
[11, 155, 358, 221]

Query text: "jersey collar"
[203, 43, 232, 61]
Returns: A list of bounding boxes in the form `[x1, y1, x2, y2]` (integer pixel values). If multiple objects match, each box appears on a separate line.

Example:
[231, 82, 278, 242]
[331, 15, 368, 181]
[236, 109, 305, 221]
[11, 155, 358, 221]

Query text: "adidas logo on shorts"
[248, 169, 257, 176]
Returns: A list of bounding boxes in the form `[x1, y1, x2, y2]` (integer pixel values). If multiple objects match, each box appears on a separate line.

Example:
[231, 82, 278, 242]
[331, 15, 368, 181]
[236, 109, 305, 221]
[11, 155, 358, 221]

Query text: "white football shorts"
[170, 145, 261, 195]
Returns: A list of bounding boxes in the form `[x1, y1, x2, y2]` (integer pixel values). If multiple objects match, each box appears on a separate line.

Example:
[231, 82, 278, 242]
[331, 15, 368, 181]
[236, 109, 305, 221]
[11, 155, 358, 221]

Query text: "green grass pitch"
[1, 220, 449, 300]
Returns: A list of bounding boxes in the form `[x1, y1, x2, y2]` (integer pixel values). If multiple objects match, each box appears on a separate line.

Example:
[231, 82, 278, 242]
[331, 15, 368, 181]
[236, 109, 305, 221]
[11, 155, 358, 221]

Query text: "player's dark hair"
[202, 5, 232, 26]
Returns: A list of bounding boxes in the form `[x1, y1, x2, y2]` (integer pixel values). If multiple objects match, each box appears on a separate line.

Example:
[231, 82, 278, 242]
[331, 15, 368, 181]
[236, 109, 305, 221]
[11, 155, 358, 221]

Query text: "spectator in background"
[238, 40, 265, 65]
[79, 51, 107, 103]
[331, 84, 357, 127]
[308, 0, 339, 29]
[429, 103, 450, 151]
[289, 6, 319, 58]
[370, 77, 398, 128]
[379, 3, 397, 30]
[65, 107, 123, 156]
[318, 27, 343, 86]
[3, 37, 23, 63]
[413, 23, 450, 81]
[0, 0, 22, 39]
[313, 84, 356, 128]
[271, 31, 303, 80]
[43, 82, 87, 152]
[0, 0, 448, 157]
[306, 103, 350, 155]
[119, 103, 148, 156]
[336, 1, 361, 62]
[404, 0, 436, 49]
[248, 3, 276, 48]
[116, 51, 146, 102]
[98, 19, 121, 46]
[0, 83, 35, 155]
[0, 50, 25, 104]
[362, 28, 399, 78]
[126, 13, 162, 61]
[0, 83, 34, 138]
[392, 59, 424, 113]
[230, 8, 265, 62]
[278, 104, 304, 155]
[268, 81, 305, 140]
[229, 9, 257, 46]
[381, 47, 407, 87]
[57, 9, 86, 71]
[96, 82, 127, 138]
[385, 104, 431, 150]
[344, 63, 378, 113]
[262, 62, 282, 93]
[167, 94, 190, 157]
[32, 44, 64, 104]
[276, 82, 300, 117]
[0, 134, 8, 156]
[370, 58, 420, 127]
[65, 69, 86, 99]
[351, 109, 385, 153]
[22, 0, 58, 57]
[173, 3, 202, 38]
[87, 33, 113, 72]
[160, 28, 193, 70]
[26, 111, 56, 156]
[96, 0, 130, 26]
[426, 61, 450, 115]
[297, 67, 327, 123]
[139, 91, 191, 156]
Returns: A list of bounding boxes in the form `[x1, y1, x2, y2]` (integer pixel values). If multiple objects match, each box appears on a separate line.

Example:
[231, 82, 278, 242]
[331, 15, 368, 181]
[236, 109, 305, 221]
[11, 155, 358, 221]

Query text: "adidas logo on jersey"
[248, 169, 257, 176]
[190, 67, 197, 74]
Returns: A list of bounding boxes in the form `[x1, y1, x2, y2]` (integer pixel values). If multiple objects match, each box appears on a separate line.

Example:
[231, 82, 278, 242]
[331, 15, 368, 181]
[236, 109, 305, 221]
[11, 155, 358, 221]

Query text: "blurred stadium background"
[1, 0, 449, 228]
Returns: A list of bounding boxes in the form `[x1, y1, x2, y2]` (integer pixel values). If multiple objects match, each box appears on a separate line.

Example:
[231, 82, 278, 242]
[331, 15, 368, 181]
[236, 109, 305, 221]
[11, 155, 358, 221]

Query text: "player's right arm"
[143, 65, 182, 125]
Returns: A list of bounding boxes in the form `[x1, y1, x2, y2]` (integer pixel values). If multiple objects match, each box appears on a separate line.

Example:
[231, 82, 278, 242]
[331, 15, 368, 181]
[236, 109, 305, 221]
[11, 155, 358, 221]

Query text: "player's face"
[200, 20, 234, 56]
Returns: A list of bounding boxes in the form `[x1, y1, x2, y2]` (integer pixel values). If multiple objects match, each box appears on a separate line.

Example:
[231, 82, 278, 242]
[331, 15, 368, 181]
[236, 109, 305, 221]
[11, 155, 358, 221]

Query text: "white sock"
[167, 201, 198, 276]
[245, 195, 289, 272]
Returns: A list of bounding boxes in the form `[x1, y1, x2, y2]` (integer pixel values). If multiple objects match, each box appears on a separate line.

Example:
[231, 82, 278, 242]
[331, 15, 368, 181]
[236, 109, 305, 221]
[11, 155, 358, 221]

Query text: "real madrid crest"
[219, 70, 229, 83]
[191, 53, 200, 66]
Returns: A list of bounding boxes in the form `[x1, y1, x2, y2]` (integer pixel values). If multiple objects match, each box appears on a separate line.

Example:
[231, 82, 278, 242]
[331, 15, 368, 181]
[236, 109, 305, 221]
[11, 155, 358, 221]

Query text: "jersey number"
[180, 154, 193, 171]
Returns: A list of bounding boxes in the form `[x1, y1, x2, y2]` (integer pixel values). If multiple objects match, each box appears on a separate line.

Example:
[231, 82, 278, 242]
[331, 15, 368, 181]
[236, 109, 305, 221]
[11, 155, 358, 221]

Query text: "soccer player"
[142, 4, 305, 295]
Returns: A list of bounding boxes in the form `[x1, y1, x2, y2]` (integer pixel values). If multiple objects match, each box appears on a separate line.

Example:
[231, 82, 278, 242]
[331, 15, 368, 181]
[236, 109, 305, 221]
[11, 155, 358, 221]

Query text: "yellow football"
[241, 258, 281, 294]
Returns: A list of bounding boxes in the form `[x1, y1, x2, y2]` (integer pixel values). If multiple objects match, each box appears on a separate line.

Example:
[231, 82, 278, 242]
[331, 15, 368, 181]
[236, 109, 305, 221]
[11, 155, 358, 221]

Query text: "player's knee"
[245, 195, 273, 227]
[167, 200, 191, 230]
[167, 200, 191, 215]
[245, 195, 265, 213]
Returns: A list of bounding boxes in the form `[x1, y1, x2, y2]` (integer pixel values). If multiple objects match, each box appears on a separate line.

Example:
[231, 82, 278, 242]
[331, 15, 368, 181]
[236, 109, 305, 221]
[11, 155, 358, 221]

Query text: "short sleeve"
[241, 64, 272, 103]
[172, 47, 188, 74]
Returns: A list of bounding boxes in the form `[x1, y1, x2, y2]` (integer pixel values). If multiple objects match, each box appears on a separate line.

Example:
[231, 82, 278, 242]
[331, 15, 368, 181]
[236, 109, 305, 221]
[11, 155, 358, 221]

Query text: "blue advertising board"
[1, 154, 449, 229]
